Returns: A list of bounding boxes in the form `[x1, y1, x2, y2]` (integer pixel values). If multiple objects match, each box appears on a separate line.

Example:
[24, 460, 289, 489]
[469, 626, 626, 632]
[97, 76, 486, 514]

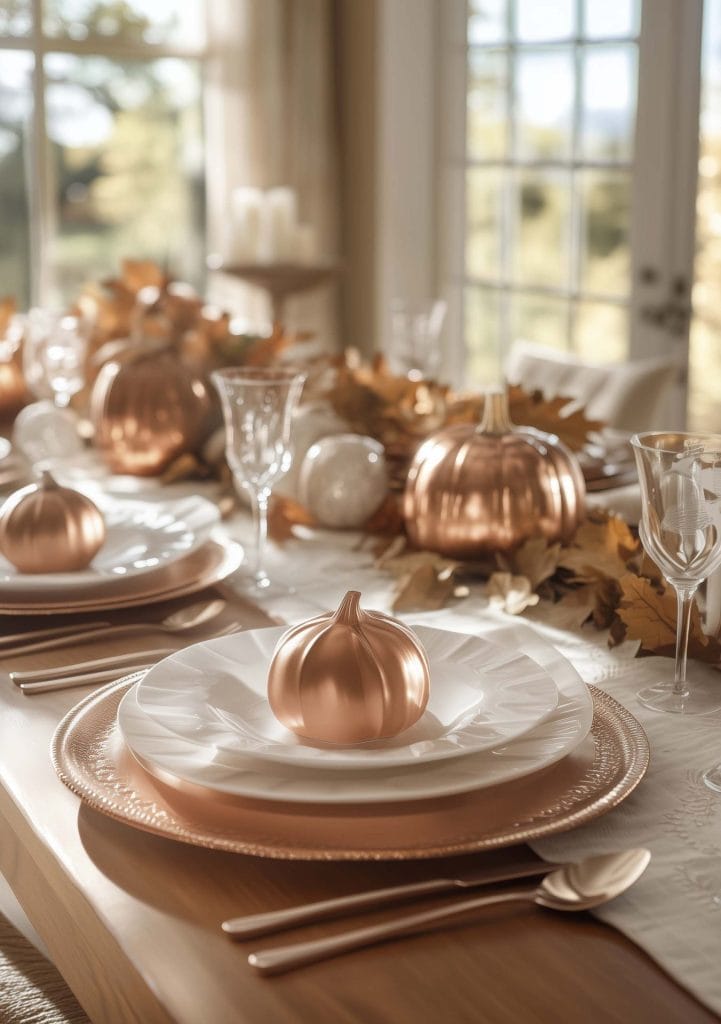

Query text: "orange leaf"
[267, 496, 317, 544]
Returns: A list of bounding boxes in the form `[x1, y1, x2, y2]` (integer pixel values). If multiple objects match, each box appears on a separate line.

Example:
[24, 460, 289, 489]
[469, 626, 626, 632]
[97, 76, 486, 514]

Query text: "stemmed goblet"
[212, 366, 306, 592]
[632, 431, 721, 716]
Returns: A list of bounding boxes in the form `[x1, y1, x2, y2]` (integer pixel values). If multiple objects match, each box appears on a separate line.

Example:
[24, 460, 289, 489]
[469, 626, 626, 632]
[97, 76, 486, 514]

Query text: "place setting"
[51, 588, 648, 862]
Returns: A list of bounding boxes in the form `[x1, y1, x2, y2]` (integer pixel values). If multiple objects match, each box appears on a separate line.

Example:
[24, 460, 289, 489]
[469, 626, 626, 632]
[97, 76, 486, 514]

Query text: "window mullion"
[28, 0, 56, 304]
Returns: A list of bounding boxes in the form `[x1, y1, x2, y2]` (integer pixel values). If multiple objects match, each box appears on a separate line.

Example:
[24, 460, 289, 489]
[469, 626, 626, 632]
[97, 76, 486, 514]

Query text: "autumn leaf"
[391, 563, 457, 612]
[555, 586, 598, 629]
[616, 574, 721, 662]
[559, 513, 639, 582]
[498, 537, 561, 590]
[507, 386, 604, 451]
[267, 496, 317, 544]
[486, 572, 540, 615]
[362, 494, 405, 536]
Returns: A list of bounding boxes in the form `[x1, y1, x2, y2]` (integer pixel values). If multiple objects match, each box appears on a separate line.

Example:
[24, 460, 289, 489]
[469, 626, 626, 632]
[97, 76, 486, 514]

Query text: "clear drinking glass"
[388, 299, 447, 381]
[212, 367, 306, 591]
[632, 431, 721, 715]
[23, 309, 88, 406]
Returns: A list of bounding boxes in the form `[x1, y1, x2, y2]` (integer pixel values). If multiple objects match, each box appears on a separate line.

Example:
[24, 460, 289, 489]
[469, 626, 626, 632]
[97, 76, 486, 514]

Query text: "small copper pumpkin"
[268, 590, 430, 745]
[403, 388, 585, 558]
[90, 345, 213, 476]
[0, 470, 106, 573]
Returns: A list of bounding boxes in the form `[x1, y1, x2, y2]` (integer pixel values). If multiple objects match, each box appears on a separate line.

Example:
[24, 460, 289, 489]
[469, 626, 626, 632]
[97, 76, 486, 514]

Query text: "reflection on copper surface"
[91, 348, 213, 476]
[53, 677, 649, 860]
[268, 591, 430, 744]
[0, 470, 106, 573]
[404, 390, 586, 558]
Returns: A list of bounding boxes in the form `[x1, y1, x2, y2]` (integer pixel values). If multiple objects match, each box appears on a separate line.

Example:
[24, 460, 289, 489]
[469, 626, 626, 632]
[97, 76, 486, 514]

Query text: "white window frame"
[0, 0, 208, 305]
[437, 0, 704, 424]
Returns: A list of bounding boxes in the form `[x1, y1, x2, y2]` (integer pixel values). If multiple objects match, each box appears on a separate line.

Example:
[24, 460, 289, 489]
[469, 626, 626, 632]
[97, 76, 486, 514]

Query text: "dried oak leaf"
[507, 386, 604, 451]
[498, 537, 561, 590]
[267, 496, 317, 544]
[391, 563, 457, 613]
[559, 513, 639, 582]
[617, 574, 721, 662]
[486, 572, 540, 615]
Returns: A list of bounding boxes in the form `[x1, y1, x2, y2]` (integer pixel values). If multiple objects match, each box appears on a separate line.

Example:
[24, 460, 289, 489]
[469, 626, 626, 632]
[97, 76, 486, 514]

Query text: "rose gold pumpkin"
[268, 590, 430, 744]
[0, 470, 106, 573]
[90, 346, 213, 476]
[403, 388, 585, 558]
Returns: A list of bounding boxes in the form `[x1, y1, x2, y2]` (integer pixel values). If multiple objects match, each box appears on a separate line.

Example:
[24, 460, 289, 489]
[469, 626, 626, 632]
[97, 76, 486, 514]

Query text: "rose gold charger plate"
[0, 538, 243, 615]
[52, 675, 649, 861]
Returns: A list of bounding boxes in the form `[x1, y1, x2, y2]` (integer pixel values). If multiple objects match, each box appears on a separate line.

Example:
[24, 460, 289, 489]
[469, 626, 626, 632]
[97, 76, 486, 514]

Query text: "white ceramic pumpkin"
[298, 433, 389, 529]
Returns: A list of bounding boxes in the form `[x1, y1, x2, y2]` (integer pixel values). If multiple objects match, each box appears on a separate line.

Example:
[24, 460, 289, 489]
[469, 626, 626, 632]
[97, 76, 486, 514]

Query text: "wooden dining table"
[0, 590, 716, 1024]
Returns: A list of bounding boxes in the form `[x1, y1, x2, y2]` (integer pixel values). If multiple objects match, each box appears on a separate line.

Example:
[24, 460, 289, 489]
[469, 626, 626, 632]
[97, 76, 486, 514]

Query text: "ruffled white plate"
[134, 626, 559, 769]
[0, 494, 219, 593]
[119, 624, 593, 804]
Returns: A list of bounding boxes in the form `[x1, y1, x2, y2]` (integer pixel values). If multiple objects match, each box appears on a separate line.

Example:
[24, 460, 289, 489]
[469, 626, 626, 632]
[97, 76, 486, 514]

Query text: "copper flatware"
[16, 623, 242, 693]
[19, 664, 157, 694]
[247, 849, 651, 975]
[0, 621, 111, 648]
[223, 860, 565, 939]
[11, 648, 177, 685]
[0, 598, 227, 657]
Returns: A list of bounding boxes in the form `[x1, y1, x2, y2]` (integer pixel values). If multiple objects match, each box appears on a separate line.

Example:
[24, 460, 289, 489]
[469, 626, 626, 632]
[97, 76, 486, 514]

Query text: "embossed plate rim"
[51, 675, 650, 861]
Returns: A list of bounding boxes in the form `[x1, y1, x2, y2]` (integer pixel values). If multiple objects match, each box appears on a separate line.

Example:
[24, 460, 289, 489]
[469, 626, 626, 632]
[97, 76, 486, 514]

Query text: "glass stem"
[673, 586, 697, 697]
[250, 488, 270, 580]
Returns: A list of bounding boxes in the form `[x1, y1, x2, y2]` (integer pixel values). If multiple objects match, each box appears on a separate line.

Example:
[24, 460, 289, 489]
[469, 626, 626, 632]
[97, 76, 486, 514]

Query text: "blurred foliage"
[0, 0, 203, 307]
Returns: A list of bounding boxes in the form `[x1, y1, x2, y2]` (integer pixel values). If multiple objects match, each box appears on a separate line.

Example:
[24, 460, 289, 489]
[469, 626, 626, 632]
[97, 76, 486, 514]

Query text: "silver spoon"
[1, 598, 227, 658]
[247, 848, 651, 976]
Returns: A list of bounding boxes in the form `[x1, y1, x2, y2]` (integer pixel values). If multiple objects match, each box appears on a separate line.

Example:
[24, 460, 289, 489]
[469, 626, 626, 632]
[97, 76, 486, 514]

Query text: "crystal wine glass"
[23, 309, 88, 407]
[388, 299, 447, 381]
[632, 431, 721, 715]
[212, 366, 306, 591]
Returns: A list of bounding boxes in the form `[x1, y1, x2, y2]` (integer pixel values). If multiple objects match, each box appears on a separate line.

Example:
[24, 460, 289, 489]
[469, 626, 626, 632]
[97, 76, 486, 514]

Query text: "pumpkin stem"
[333, 590, 363, 626]
[478, 387, 513, 435]
[39, 469, 59, 489]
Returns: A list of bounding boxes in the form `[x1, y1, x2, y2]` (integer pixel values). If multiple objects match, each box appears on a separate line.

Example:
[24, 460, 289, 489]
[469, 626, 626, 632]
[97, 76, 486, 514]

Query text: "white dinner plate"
[119, 624, 593, 804]
[0, 494, 219, 594]
[134, 626, 559, 769]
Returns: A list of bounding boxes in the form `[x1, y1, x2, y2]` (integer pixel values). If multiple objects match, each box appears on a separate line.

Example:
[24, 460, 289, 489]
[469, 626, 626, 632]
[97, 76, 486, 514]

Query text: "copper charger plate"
[52, 676, 649, 861]
[0, 539, 243, 615]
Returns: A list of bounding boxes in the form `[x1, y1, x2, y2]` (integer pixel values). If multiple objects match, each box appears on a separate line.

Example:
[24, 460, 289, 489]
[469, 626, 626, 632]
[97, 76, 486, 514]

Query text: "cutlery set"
[2, 598, 241, 693]
[223, 849, 651, 975]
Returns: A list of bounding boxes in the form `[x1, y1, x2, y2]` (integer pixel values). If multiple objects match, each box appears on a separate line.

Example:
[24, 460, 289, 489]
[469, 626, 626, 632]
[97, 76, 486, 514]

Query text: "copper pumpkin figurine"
[90, 346, 213, 476]
[403, 388, 585, 557]
[0, 470, 106, 573]
[267, 590, 430, 745]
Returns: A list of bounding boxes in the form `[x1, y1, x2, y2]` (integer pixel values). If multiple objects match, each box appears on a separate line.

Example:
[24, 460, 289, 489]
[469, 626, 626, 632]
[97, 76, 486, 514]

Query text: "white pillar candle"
[230, 187, 264, 263]
[263, 187, 299, 263]
[295, 223, 318, 264]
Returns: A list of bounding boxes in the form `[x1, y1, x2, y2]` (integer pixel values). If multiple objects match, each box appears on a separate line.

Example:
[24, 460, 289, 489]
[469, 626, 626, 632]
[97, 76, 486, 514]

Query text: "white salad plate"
[119, 624, 593, 804]
[134, 625, 559, 770]
[0, 494, 219, 594]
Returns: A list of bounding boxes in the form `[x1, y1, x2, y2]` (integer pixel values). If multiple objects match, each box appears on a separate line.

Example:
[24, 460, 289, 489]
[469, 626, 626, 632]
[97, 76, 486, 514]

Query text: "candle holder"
[208, 257, 340, 325]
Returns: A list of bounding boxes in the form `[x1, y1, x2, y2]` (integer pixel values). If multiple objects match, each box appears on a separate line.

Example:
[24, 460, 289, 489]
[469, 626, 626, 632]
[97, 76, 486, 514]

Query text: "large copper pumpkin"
[90, 346, 213, 476]
[403, 389, 585, 557]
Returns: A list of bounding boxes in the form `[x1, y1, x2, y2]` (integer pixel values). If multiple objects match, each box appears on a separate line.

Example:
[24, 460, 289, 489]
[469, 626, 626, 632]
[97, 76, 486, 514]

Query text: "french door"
[439, 0, 705, 429]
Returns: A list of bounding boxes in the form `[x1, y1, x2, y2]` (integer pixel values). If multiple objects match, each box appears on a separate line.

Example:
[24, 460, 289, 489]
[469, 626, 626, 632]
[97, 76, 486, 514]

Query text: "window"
[463, 0, 640, 384]
[0, 0, 207, 308]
